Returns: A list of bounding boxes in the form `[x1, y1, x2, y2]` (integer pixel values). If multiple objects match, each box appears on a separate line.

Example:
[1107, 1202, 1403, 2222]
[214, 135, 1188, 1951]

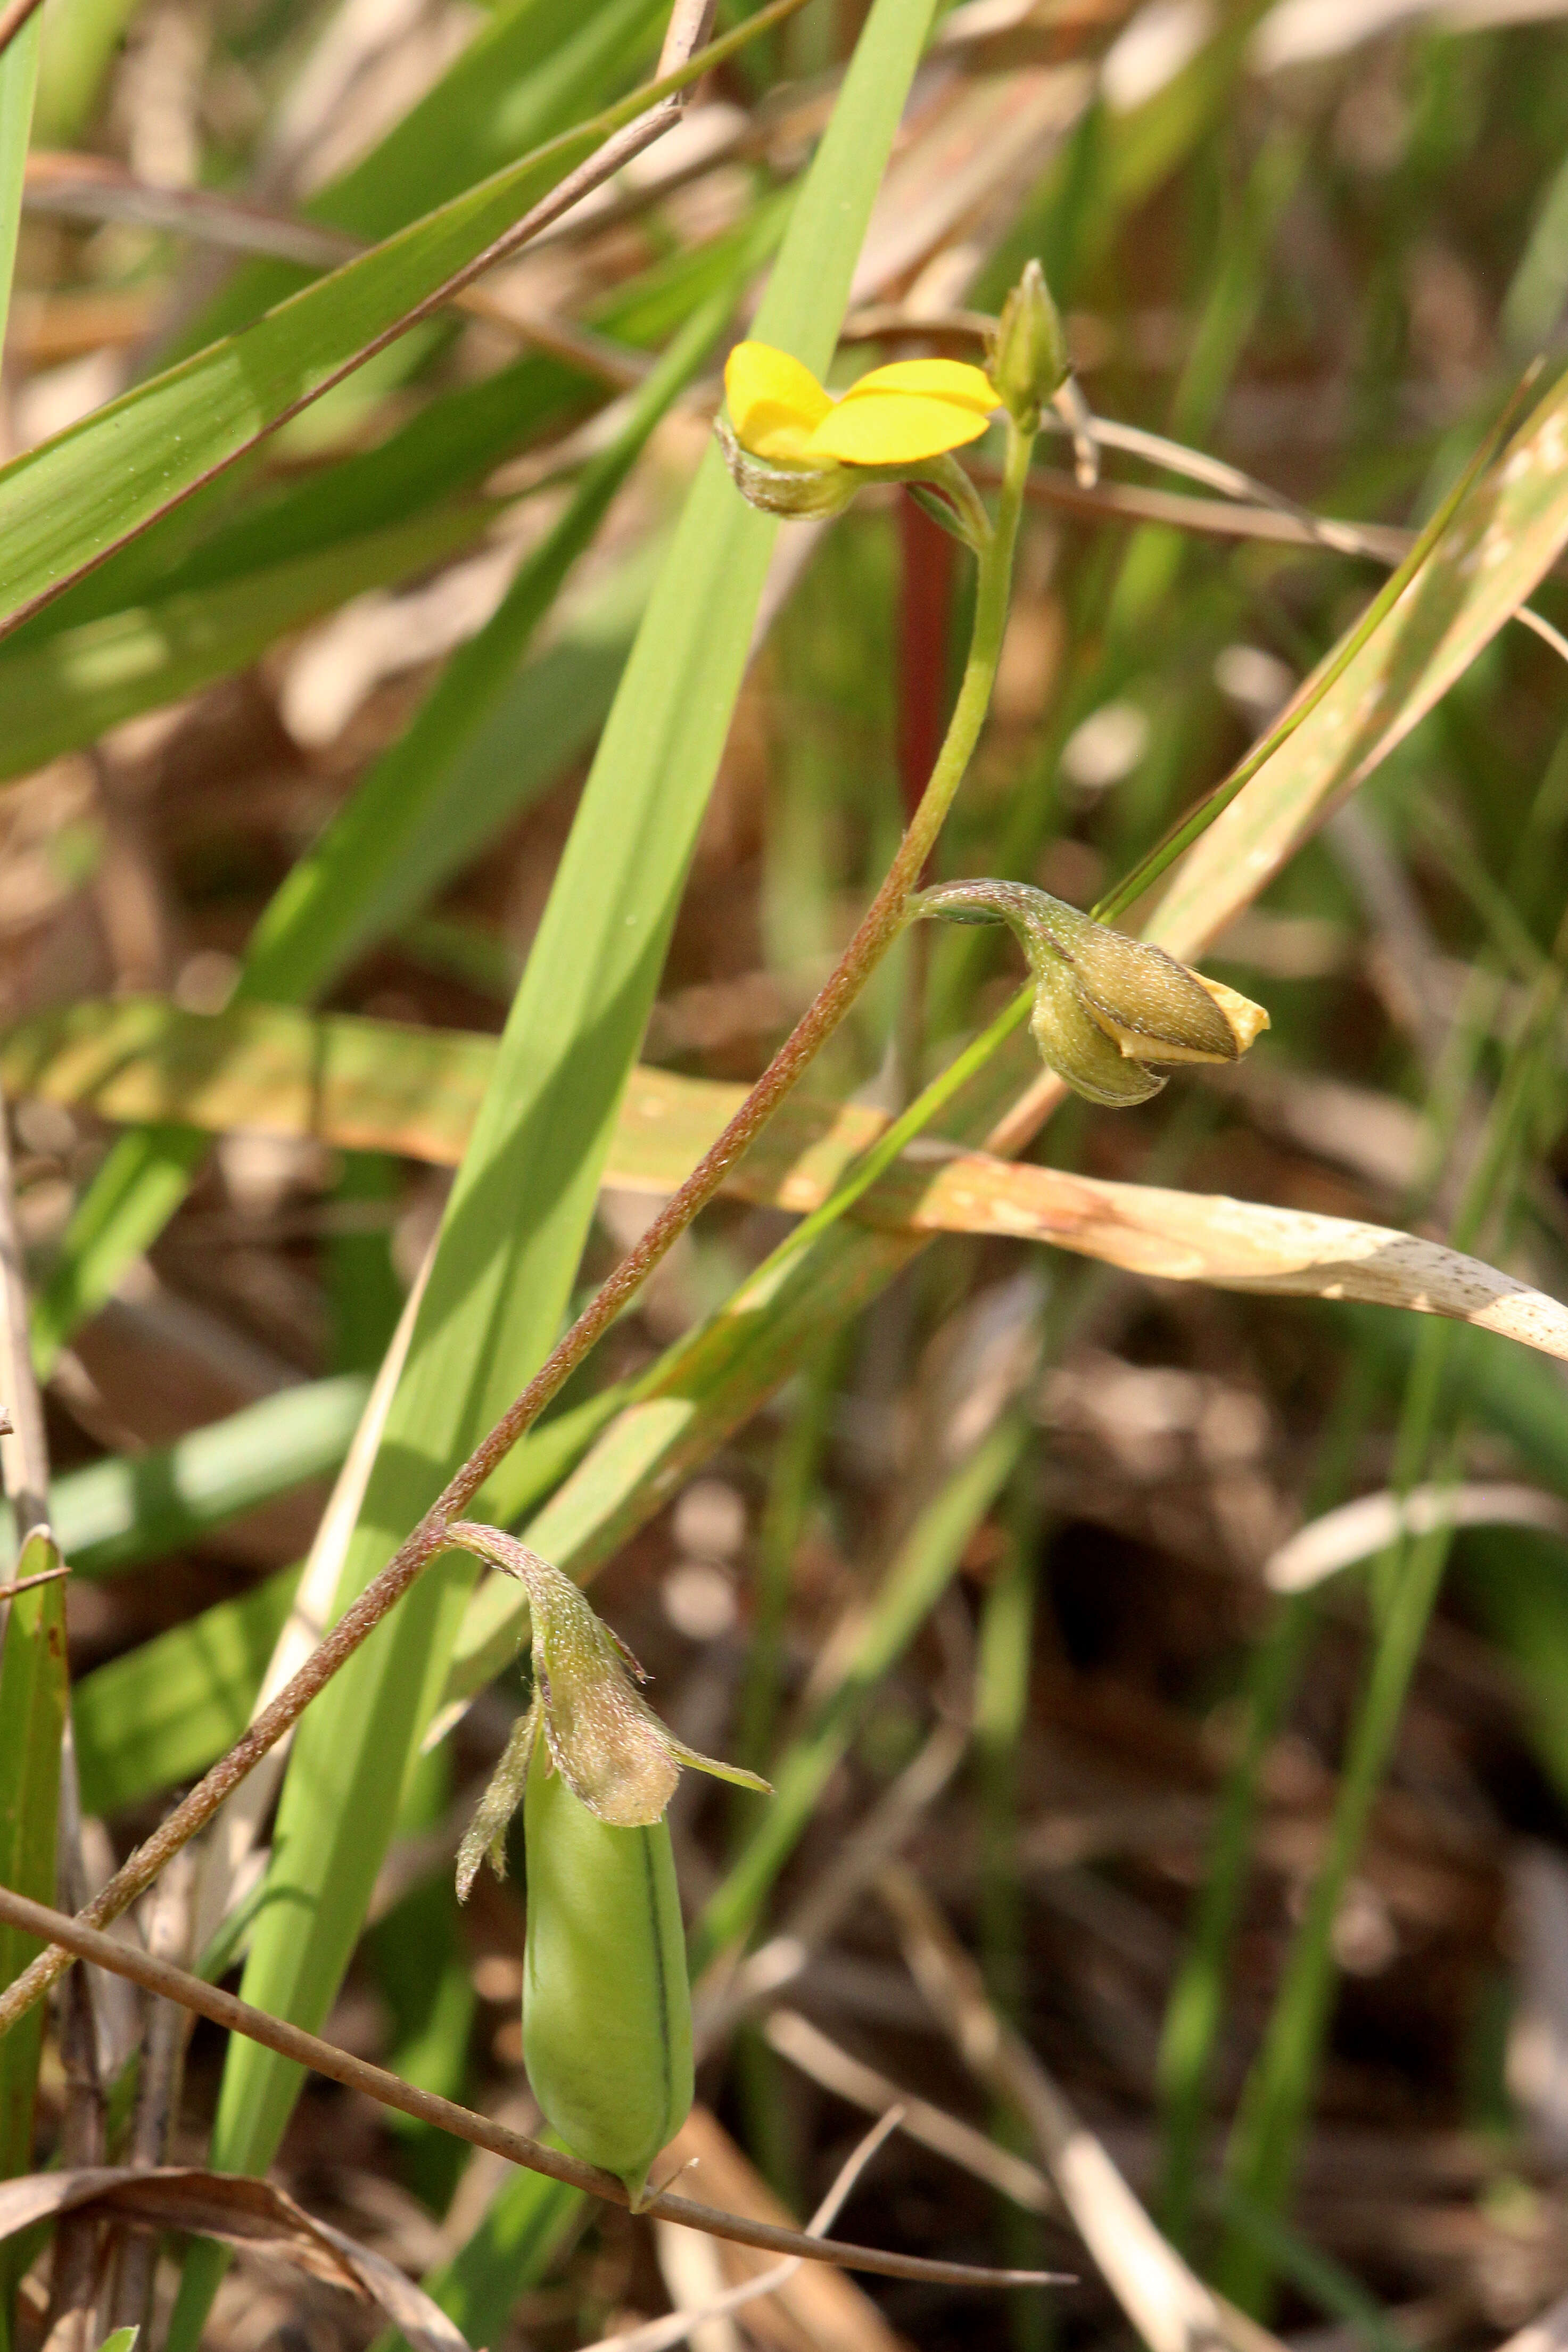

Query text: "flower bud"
[912, 879, 1268, 1107]
[713, 414, 858, 521]
[986, 261, 1070, 430]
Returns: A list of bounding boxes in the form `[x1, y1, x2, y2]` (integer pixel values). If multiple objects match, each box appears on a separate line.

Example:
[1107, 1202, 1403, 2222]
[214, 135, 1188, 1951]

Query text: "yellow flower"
[723, 340, 998, 468]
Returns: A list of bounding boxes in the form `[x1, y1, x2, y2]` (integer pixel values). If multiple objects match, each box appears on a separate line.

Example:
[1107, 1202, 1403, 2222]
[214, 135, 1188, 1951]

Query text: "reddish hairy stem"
[0, 1883, 1057, 2290]
[0, 760, 952, 2040]
[0, 422, 1032, 2043]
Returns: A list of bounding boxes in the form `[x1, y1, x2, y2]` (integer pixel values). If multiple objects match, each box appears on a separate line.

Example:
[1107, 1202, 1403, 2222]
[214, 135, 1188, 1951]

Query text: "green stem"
[1154, 1355, 1379, 2249]
[1214, 935, 1568, 2315]
[894, 419, 1035, 885]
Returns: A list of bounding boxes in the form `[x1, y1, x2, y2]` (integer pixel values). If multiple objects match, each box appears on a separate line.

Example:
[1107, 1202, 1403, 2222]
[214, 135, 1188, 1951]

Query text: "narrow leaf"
[0, 1534, 68, 2179]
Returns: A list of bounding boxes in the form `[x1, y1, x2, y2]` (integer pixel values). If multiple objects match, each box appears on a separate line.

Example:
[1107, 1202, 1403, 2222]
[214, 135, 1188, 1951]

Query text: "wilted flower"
[912, 879, 1268, 1108]
[450, 1523, 768, 1898]
[712, 413, 861, 519]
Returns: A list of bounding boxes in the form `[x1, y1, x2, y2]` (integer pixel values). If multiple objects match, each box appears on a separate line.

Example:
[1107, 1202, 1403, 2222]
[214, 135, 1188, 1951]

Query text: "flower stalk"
[0, 285, 1039, 2045]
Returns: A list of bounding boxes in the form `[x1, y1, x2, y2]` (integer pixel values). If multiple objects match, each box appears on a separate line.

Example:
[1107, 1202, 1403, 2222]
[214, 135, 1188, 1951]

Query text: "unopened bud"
[913, 879, 1268, 1107]
[714, 414, 857, 521]
[986, 261, 1070, 430]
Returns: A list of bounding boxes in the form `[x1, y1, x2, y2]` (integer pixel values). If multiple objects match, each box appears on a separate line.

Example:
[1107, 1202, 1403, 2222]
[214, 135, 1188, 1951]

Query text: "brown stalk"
[0, 412, 1035, 2044]
[0, 1882, 1054, 2293]
[102, 1852, 197, 2340]
[0, 1561, 67, 1602]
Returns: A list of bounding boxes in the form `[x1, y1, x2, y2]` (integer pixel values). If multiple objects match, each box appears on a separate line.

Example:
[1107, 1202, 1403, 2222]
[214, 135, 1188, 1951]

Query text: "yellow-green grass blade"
[21, 1375, 370, 1581]
[0, 1537, 68, 2186]
[35, 0, 139, 142]
[1145, 365, 1568, 965]
[174, 12, 943, 2334]
[73, 1565, 302, 1820]
[0, 12, 38, 366]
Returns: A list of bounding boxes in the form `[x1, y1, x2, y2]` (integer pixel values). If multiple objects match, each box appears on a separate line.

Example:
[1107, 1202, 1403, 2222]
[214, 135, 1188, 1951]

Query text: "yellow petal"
[808, 393, 993, 465]
[1193, 971, 1270, 1051]
[837, 357, 997, 412]
[724, 340, 831, 463]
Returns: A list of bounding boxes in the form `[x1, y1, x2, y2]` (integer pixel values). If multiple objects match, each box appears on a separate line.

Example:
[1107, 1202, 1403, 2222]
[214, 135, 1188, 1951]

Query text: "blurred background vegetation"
[6, 0, 1568, 2347]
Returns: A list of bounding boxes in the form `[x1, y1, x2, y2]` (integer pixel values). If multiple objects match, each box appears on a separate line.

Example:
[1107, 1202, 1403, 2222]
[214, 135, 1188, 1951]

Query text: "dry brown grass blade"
[865, 1161, 1568, 1362]
[877, 1864, 1288, 2352]
[0, 2166, 472, 2351]
[10, 1012, 1565, 1365]
[762, 2008, 1056, 2215]
[0, 1883, 1059, 2294]
[652, 2105, 918, 2352]
[1265, 1482, 1568, 1592]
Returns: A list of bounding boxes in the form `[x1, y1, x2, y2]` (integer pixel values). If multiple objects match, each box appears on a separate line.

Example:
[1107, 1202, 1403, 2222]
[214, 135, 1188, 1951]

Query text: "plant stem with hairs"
[0, 410, 1037, 2045]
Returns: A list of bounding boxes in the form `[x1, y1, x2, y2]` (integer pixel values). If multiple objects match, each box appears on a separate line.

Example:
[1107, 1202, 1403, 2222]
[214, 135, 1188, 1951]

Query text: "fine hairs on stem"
[0, 394, 1039, 2043]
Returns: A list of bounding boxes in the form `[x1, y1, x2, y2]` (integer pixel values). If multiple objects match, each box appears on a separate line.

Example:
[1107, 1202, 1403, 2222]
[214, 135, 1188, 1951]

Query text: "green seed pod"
[447, 1523, 769, 2207]
[521, 1735, 694, 2210]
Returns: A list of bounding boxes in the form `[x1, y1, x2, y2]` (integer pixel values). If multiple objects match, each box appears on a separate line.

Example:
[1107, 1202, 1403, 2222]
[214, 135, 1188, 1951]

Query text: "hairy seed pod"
[522, 1736, 694, 2209]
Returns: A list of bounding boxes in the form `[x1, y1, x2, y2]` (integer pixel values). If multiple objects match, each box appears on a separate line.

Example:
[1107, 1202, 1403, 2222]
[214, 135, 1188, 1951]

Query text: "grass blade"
[173, 11, 946, 2331]
[691, 1415, 1025, 1976]
[0, 0, 782, 639]
[0, 1534, 67, 2198]
[32, 1375, 369, 1580]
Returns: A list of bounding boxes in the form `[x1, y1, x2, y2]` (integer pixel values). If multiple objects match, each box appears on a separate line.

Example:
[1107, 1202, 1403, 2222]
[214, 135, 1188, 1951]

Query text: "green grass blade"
[37, 1375, 369, 1580]
[691, 1415, 1025, 1975]
[0, 506, 490, 783]
[0, 14, 39, 363]
[35, 0, 135, 142]
[172, 11, 943, 2331]
[0, 4, 778, 637]
[0, 1536, 68, 2182]
[72, 1565, 301, 1818]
